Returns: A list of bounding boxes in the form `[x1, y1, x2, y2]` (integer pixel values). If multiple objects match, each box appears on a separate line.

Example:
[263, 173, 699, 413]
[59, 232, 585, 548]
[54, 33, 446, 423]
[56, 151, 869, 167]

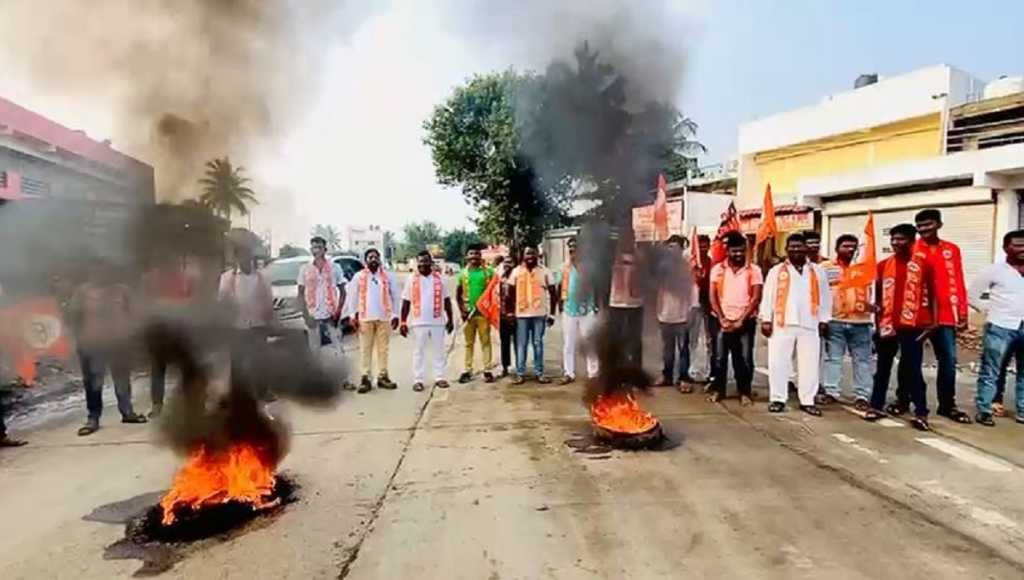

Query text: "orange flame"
[590, 391, 658, 434]
[160, 442, 278, 526]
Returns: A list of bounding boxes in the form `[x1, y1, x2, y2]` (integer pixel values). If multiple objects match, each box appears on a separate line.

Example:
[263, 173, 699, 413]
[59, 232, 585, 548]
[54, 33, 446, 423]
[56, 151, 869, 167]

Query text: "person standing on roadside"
[456, 244, 495, 384]
[498, 256, 517, 377]
[344, 248, 400, 393]
[656, 235, 696, 389]
[970, 230, 1024, 426]
[558, 237, 599, 385]
[609, 233, 644, 369]
[506, 246, 557, 384]
[71, 260, 148, 436]
[819, 234, 874, 410]
[401, 251, 455, 392]
[691, 234, 715, 388]
[142, 249, 199, 418]
[863, 224, 932, 430]
[219, 242, 276, 402]
[804, 230, 824, 264]
[913, 209, 972, 424]
[298, 236, 347, 364]
[759, 234, 831, 416]
[708, 232, 763, 405]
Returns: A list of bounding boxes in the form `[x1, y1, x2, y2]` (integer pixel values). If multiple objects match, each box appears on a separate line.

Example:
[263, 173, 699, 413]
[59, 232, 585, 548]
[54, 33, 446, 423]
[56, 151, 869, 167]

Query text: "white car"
[264, 254, 364, 331]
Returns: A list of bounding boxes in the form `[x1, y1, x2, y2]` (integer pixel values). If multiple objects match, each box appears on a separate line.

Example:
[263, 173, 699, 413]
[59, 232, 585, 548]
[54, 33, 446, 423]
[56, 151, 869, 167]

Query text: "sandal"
[800, 405, 823, 417]
[739, 395, 753, 407]
[121, 413, 148, 424]
[938, 408, 972, 424]
[677, 383, 694, 394]
[412, 382, 425, 392]
[911, 416, 931, 432]
[992, 402, 1006, 417]
[0, 436, 27, 447]
[435, 380, 450, 389]
[975, 413, 995, 427]
[863, 409, 886, 422]
[706, 391, 724, 403]
[884, 403, 908, 417]
[768, 401, 785, 413]
[77, 422, 99, 436]
[853, 398, 870, 412]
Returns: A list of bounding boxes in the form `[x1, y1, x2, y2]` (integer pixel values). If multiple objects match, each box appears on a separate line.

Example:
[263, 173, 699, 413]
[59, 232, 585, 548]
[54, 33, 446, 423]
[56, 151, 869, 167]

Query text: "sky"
[2, 0, 1022, 249]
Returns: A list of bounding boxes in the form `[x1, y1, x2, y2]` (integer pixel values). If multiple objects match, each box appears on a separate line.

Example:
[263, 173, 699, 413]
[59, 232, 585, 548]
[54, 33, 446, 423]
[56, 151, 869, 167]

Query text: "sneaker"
[357, 375, 373, 394]
[458, 371, 473, 384]
[975, 413, 996, 427]
[77, 419, 100, 436]
[377, 375, 398, 390]
[121, 413, 148, 424]
[483, 372, 495, 383]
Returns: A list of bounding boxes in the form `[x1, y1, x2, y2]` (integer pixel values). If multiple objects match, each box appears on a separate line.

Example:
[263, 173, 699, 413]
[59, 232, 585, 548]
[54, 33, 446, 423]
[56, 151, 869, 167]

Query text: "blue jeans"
[79, 351, 135, 421]
[823, 322, 873, 401]
[660, 322, 691, 383]
[515, 317, 547, 376]
[925, 326, 959, 412]
[975, 322, 1024, 416]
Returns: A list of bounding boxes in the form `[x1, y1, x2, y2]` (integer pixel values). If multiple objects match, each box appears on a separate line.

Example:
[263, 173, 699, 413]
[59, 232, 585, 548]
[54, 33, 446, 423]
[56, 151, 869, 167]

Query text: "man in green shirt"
[457, 244, 495, 383]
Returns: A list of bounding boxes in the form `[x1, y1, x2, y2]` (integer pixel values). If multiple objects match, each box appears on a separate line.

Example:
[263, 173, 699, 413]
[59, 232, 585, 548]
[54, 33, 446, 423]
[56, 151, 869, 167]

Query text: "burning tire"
[592, 421, 664, 450]
[589, 391, 665, 450]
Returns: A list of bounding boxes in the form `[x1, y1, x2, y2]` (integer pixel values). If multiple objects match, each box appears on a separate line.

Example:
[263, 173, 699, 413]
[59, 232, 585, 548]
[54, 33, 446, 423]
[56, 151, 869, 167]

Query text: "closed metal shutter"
[827, 203, 994, 282]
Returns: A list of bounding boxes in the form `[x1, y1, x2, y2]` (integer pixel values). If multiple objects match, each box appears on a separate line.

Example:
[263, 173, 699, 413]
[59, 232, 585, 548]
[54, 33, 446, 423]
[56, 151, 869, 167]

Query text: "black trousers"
[499, 317, 517, 372]
[711, 319, 755, 397]
[609, 307, 644, 368]
[871, 331, 928, 417]
[0, 394, 8, 437]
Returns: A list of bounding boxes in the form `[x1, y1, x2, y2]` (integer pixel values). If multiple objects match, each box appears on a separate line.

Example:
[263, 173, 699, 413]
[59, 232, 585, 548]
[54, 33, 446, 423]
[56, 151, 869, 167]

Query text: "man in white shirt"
[218, 243, 275, 401]
[970, 230, 1024, 426]
[656, 236, 696, 388]
[344, 248, 400, 393]
[298, 236, 347, 355]
[759, 233, 832, 416]
[400, 251, 455, 392]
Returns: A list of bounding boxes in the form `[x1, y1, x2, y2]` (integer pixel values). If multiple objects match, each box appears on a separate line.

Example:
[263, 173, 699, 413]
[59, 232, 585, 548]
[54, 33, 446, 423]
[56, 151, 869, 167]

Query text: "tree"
[277, 243, 309, 259]
[423, 71, 572, 248]
[398, 221, 443, 262]
[310, 224, 342, 252]
[197, 157, 257, 222]
[442, 228, 484, 265]
[382, 230, 396, 262]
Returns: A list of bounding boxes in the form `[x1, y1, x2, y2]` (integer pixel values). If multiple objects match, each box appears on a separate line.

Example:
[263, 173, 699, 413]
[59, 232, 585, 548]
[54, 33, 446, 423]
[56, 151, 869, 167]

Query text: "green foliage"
[310, 224, 342, 252]
[397, 221, 443, 262]
[442, 228, 484, 265]
[423, 71, 571, 248]
[197, 157, 257, 222]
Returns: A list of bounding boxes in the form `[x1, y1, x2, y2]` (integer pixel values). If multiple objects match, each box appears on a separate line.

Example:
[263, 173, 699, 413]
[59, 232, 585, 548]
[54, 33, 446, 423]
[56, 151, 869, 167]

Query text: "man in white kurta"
[400, 252, 455, 391]
[759, 234, 832, 416]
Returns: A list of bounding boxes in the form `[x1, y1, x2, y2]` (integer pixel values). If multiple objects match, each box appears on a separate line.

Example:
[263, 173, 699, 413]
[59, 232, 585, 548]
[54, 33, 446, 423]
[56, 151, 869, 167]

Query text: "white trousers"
[563, 312, 600, 379]
[412, 326, 447, 384]
[768, 326, 821, 405]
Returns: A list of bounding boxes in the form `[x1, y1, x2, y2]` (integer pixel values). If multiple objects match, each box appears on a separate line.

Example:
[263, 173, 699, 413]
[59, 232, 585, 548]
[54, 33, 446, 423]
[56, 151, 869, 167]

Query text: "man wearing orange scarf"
[400, 251, 455, 392]
[820, 234, 874, 409]
[759, 233, 832, 416]
[506, 246, 557, 384]
[343, 248, 400, 393]
[298, 236, 347, 356]
[913, 209, 972, 424]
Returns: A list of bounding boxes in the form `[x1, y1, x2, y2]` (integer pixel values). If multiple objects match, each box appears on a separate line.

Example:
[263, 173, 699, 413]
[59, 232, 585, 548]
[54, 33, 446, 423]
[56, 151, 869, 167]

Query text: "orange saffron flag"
[710, 202, 741, 264]
[0, 297, 71, 385]
[689, 226, 702, 271]
[839, 212, 878, 289]
[475, 274, 501, 329]
[653, 173, 669, 242]
[755, 183, 777, 248]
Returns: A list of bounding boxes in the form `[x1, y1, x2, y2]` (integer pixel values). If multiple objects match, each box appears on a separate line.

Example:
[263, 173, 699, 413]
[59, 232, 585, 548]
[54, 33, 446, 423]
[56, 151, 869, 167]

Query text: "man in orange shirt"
[820, 234, 873, 409]
[506, 246, 557, 384]
[913, 209, 972, 424]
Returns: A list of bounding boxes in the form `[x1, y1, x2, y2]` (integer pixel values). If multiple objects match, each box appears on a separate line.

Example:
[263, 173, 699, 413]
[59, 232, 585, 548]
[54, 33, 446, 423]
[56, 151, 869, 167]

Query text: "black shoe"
[458, 372, 473, 384]
[357, 375, 373, 394]
[0, 435, 28, 447]
[863, 409, 886, 422]
[815, 393, 837, 405]
[911, 416, 931, 431]
[412, 382, 425, 392]
[885, 402, 909, 416]
[975, 413, 996, 427]
[121, 413, 148, 424]
[853, 398, 870, 412]
[483, 372, 495, 383]
[1016, 416, 1024, 425]
[377, 375, 398, 390]
[787, 381, 797, 393]
[435, 380, 450, 389]
[78, 419, 100, 436]
[799, 405, 822, 417]
[937, 407, 972, 424]
[768, 402, 786, 413]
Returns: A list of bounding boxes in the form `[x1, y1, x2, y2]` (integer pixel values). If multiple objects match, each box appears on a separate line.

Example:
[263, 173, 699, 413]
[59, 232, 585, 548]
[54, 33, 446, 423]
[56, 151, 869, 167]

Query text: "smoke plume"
[1, 0, 355, 201]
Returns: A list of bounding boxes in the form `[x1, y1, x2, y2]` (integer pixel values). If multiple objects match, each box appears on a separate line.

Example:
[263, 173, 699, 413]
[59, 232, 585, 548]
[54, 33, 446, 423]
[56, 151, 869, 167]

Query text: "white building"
[343, 225, 384, 257]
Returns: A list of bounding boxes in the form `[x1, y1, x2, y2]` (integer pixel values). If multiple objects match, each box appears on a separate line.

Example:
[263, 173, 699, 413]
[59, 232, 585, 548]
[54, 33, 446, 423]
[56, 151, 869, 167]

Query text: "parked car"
[264, 254, 363, 332]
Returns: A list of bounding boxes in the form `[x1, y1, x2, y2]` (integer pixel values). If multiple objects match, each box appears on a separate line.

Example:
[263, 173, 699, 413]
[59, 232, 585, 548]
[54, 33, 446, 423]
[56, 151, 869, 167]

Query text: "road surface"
[1, 320, 1023, 579]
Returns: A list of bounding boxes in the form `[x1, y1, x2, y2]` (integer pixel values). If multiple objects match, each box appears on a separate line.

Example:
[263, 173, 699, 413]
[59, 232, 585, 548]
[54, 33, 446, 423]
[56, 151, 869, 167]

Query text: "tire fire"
[590, 391, 658, 434]
[159, 442, 279, 526]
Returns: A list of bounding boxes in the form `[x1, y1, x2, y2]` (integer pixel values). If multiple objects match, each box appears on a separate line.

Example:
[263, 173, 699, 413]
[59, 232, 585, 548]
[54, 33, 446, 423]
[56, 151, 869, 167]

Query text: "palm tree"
[198, 157, 257, 223]
[310, 224, 342, 252]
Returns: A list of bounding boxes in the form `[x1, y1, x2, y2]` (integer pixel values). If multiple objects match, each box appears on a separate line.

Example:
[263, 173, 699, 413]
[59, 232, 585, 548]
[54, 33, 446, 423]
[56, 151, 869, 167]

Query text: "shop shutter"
[827, 203, 994, 282]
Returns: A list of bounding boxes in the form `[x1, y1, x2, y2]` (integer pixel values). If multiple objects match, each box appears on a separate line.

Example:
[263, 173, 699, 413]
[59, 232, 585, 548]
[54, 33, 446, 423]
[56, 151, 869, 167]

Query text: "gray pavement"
[1, 317, 1023, 579]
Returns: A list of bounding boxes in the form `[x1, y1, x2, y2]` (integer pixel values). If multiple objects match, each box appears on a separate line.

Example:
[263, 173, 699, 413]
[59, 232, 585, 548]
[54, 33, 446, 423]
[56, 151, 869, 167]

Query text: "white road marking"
[831, 433, 889, 463]
[876, 418, 903, 428]
[915, 480, 1023, 535]
[780, 545, 814, 569]
[916, 438, 1013, 473]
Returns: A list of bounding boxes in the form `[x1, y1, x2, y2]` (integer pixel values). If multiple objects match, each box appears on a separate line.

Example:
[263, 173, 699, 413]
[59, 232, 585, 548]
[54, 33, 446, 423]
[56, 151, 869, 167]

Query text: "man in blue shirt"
[557, 238, 599, 384]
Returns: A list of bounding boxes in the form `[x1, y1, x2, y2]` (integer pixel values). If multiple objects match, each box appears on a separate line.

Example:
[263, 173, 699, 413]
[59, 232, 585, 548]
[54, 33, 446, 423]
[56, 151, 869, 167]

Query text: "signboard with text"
[632, 200, 683, 242]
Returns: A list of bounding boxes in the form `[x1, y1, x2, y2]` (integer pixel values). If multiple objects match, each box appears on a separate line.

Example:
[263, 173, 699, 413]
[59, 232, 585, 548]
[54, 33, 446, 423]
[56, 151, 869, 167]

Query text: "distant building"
[737, 64, 1024, 282]
[343, 225, 385, 257]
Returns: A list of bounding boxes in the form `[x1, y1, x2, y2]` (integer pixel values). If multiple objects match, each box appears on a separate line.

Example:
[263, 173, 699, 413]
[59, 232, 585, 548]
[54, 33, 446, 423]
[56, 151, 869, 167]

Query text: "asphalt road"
[1, 317, 1023, 579]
